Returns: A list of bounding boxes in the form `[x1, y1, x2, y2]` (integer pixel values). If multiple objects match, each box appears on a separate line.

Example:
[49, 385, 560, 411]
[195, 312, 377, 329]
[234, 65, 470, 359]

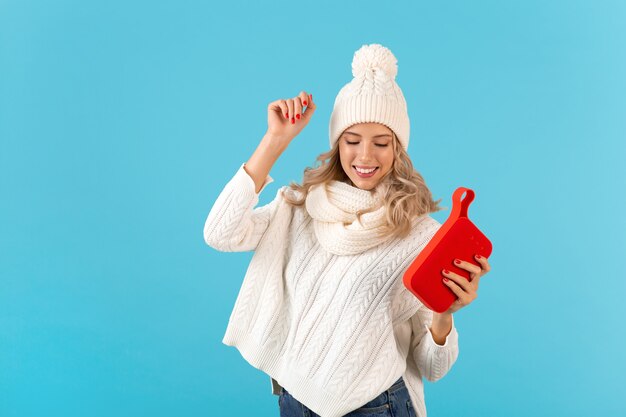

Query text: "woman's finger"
[301, 92, 315, 121]
[474, 254, 491, 273]
[268, 99, 288, 121]
[442, 269, 472, 293]
[293, 96, 303, 122]
[442, 277, 467, 305]
[278, 99, 289, 120]
[298, 91, 309, 109]
[286, 99, 294, 124]
[453, 258, 482, 276]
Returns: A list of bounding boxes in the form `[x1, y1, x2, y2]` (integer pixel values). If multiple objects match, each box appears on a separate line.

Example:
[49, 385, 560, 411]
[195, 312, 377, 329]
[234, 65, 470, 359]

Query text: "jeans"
[278, 376, 417, 417]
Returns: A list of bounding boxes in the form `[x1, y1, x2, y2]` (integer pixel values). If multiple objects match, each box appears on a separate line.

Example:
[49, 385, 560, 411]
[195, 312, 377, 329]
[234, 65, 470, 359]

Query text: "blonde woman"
[204, 44, 490, 417]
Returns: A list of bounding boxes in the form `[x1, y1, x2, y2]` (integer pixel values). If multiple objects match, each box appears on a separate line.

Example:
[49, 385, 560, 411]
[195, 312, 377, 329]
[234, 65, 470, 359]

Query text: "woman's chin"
[349, 177, 378, 190]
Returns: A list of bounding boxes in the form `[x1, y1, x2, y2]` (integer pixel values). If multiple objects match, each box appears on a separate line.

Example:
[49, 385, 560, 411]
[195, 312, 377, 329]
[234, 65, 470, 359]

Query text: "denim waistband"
[387, 376, 405, 394]
[280, 376, 407, 415]
[281, 376, 406, 400]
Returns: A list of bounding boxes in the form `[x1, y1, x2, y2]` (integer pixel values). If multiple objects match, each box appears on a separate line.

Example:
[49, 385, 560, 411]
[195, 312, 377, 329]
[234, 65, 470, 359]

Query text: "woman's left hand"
[440, 254, 491, 314]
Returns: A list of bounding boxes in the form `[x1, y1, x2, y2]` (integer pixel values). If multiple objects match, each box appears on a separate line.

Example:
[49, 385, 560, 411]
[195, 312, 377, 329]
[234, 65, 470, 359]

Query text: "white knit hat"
[329, 43, 410, 151]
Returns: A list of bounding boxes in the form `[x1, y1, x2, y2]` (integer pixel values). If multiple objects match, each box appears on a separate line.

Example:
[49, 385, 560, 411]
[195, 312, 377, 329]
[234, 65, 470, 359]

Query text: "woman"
[204, 44, 490, 417]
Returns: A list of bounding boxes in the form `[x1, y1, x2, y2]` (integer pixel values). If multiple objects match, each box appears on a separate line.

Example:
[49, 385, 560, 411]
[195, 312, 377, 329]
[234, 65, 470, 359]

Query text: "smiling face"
[338, 122, 396, 190]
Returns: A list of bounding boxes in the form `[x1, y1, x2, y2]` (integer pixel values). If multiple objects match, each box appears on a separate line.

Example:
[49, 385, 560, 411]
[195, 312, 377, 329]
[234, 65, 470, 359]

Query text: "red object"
[403, 187, 493, 313]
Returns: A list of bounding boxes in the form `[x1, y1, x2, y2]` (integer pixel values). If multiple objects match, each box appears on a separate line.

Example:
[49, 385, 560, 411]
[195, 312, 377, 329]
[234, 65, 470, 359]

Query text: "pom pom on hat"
[351, 43, 398, 80]
[329, 43, 410, 151]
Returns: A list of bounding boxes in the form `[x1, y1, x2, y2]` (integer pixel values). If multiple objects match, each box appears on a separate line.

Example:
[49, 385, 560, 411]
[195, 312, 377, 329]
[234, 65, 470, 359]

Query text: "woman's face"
[338, 122, 395, 190]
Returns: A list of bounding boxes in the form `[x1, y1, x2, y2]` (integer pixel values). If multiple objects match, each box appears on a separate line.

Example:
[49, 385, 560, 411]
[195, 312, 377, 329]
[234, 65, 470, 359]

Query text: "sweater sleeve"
[409, 305, 460, 382]
[203, 162, 281, 252]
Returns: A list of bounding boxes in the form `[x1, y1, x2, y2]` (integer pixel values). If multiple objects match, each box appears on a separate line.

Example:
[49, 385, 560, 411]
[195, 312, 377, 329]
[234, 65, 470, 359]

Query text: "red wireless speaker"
[403, 187, 493, 313]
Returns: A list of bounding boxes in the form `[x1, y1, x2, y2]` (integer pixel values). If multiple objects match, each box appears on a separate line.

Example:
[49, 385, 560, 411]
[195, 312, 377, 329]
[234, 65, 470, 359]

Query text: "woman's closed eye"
[346, 141, 388, 147]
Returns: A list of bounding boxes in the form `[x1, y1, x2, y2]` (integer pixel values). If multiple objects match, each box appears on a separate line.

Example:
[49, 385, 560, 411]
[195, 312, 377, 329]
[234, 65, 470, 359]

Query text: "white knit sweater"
[203, 162, 460, 417]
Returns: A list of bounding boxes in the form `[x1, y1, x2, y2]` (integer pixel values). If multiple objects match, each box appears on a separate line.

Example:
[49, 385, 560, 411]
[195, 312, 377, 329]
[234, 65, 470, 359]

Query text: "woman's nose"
[359, 144, 372, 158]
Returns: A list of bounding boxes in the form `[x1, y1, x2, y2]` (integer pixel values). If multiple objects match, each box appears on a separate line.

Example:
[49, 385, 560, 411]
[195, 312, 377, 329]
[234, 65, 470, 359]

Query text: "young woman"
[204, 44, 490, 417]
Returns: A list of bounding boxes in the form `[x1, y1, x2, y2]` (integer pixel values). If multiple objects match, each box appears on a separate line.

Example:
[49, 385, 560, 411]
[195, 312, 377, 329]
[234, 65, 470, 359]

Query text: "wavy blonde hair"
[280, 130, 446, 240]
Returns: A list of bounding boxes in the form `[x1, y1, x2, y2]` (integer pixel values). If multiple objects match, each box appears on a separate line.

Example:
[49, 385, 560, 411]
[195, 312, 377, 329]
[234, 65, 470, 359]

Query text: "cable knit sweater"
[203, 162, 460, 417]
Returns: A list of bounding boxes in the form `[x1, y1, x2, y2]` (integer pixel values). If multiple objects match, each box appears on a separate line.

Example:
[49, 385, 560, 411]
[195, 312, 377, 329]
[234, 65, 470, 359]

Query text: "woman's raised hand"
[266, 91, 316, 148]
[440, 254, 491, 314]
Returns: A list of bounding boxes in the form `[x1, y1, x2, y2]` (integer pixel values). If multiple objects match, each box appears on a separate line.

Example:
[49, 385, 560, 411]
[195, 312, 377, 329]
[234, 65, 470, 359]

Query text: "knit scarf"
[305, 180, 389, 255]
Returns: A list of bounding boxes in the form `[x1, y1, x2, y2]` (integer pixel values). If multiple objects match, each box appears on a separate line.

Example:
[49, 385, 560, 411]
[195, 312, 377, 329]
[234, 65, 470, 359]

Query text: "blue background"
[1, 0, 625, 416]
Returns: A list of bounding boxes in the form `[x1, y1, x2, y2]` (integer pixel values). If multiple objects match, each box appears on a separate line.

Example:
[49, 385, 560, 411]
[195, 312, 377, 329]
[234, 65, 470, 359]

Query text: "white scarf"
[305, 180, 390, 255]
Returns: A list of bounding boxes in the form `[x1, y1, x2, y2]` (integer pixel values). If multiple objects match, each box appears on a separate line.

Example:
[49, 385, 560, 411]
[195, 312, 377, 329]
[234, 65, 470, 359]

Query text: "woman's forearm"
[244, 133, 287, 194]
[430, 312, 453, 345]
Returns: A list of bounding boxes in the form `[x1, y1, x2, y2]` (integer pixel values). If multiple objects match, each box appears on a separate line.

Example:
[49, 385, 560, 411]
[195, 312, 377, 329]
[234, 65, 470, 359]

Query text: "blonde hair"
[280, 130, 446, 240]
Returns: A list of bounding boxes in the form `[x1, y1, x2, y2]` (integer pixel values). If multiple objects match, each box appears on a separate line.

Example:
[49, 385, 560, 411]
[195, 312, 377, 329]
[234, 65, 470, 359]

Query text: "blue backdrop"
[1, 0, 625, 416]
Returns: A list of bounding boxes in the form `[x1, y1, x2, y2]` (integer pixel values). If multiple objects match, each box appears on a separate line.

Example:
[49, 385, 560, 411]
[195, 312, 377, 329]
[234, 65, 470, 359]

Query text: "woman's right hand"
[266, 91, 316, 148]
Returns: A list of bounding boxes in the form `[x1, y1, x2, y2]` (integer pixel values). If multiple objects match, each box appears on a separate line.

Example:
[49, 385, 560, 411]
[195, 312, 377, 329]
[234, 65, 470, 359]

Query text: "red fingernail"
[476, 254, 482, 259]
[291, 117, 295, 124]
[454, 259, 461, 264]
[443, 277, 449, 282]
[285, 113, 289, 118]
[443, 269, 449, 274]
[296, 114, 300, 119]
[303, 100, 308, 106]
